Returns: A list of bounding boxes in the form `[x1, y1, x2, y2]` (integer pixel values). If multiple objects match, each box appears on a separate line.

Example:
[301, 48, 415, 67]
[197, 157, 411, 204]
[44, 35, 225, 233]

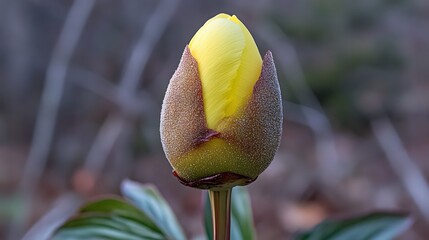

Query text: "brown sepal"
[172, 170, 257, 190]
[160, 46, 212, 162]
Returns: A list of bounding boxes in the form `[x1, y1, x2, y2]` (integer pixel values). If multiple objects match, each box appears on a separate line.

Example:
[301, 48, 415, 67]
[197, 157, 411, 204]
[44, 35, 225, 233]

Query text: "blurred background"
[1, 0, 429, 239]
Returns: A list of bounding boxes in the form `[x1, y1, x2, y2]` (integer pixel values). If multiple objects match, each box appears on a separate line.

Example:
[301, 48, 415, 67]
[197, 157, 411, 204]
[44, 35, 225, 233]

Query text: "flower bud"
[160, 14, 283, 189]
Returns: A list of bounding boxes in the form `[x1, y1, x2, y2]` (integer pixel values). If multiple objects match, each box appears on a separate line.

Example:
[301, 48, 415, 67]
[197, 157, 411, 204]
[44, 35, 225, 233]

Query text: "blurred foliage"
[54, 181, 258, 240]
[295, 212, 412, 240]
[270, 0, 405, 133]
[54, 180, 411, 240]
[53, 180, 186, 240]
[0, 196, 26, 221]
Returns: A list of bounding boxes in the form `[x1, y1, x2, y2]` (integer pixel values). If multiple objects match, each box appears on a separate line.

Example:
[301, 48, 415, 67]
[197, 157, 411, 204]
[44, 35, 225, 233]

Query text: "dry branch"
[10, 1, 96, 239]
[21, 193, 82, 240]
[21, 0, 95, 192]
[83, 0, 179, 181]
[372, 118, 429, 223]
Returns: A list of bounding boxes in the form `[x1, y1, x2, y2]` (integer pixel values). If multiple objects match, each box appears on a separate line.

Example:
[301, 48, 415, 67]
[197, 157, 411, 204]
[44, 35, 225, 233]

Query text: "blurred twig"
[84, 113, 125, 174]
[69, 67, 119, 103]
[21, 193, 82, 240]
[256, 23, 340, 185]
[9, 1, 95, 239]
[372, 118, 429, 223]
[69, 67, 154, 115]
[83, 0, 179, 181]
[20, 0, 96, 193]
[284, 101, 333, 135]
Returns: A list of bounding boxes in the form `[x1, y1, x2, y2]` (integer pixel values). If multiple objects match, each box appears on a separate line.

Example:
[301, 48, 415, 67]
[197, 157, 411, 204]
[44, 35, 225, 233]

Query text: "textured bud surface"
[160, 47, 207, 163]
[160, 47, 282, 185]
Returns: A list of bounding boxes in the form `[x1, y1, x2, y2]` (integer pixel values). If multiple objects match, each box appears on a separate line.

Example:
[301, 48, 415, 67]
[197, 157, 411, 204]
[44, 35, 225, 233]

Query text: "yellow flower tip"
[229, 15, 240, 23]
[188, 13, 262, 130]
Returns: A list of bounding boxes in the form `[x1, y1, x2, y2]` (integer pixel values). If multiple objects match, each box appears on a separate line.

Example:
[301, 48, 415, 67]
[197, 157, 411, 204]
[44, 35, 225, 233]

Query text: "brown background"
[1, 0, 429, 239]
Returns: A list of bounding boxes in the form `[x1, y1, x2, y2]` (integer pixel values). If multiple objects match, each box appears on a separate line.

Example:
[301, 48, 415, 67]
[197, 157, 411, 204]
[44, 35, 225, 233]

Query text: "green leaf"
[53, 180, 187, 240]
[121, 179, 186, 240]
[79, 198, 159, 231]
[204, 187, 256, 240]
[294, 212, 413, 240]
[52, 198, 165, 240]
[231, 187, 256, 240]
[204, 194, 213, 240]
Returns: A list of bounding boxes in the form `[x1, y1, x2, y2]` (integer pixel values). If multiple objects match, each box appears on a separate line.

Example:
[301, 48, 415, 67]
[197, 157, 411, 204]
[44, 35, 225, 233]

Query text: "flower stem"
[208, 188, 232, 240]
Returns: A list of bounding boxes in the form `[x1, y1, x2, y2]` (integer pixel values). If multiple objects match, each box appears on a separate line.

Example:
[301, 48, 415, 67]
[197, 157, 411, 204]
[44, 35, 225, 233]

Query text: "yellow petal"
[189, 14, 262, 130]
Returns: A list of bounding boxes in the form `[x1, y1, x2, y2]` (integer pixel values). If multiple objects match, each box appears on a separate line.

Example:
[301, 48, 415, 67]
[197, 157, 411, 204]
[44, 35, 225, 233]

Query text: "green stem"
[208, 188, 232, 240]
